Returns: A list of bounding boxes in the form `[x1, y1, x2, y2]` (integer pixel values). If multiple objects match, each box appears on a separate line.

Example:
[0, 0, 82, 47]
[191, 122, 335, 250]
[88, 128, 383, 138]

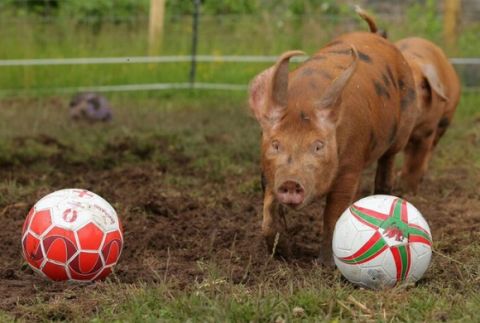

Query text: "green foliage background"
[0, 0, 478, 95]
[2, 0, 347, 17]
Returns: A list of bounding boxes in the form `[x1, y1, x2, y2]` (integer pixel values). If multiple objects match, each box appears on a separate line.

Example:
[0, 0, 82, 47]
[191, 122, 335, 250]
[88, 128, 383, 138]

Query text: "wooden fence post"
[444, 0, 460, 51]
[149, 0, 166, 56]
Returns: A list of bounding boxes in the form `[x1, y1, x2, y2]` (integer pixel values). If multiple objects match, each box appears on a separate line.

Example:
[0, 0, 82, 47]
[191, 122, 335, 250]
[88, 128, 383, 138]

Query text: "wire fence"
[1, 56, 480, 67]
[1, 1, 479, 95]
[0, 55, 479, 94]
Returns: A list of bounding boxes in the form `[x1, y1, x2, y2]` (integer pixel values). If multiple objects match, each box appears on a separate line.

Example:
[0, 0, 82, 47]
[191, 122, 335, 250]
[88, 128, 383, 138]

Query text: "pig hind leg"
[433, 117, 451, 148]
[375, 118, 413, 195]
[401, 134, 435, 193]
[402, 118, 453, 193]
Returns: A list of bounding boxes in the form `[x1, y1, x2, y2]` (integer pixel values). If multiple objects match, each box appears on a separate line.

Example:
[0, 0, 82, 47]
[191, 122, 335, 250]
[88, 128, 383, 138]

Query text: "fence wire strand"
[1, 56, 479, 67]
[0, 55, 478, 94]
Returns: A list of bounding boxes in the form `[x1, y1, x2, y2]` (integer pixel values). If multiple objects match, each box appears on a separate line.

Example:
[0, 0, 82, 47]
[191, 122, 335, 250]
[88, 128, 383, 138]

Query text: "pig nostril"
[295, 188, 303, 194]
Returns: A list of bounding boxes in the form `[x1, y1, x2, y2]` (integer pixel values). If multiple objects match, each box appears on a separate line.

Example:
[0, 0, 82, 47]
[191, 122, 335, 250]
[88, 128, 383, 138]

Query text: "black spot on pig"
[386, 66, 397, 89]
[319, 70, 333, 80]
[358, 51, 372, 63]
[382, 73, 390, 88]
[438, 117, 450, 128]
[374, 81, 390, 99]
[400, 88, 416, 110]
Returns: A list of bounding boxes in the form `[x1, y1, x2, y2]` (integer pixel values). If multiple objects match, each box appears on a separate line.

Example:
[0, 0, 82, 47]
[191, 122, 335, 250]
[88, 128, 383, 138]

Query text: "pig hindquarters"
[396, 38, 461, 193]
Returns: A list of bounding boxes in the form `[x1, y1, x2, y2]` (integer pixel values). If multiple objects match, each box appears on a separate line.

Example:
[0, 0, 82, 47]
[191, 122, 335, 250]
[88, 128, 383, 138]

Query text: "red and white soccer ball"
[22, 189, 123, 282]
[333, 195, 432, 289]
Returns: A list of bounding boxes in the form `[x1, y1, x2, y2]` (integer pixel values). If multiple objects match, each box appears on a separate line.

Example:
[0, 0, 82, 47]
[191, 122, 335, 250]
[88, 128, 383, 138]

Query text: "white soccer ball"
[22, 189, 123, 281]
[332, 195, 432, 289]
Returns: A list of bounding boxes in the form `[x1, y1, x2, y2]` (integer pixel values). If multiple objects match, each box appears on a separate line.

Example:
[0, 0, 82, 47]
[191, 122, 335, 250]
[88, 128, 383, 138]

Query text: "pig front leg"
[262, 190, 292, 258]
[320, 171, 361, 267]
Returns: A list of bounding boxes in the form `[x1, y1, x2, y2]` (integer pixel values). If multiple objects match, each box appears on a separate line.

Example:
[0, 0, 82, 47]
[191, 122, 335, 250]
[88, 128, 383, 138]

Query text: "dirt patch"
[0, 135, 479, 317]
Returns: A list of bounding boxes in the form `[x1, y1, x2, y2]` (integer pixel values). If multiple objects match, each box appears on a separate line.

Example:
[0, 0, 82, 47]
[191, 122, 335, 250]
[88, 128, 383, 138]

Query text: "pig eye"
[313, 140, 325, 154]
[271, 140, 281, 152]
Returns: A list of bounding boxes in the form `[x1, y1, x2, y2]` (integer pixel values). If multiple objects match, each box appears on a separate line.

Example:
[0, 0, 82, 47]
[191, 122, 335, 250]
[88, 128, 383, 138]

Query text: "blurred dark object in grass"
[69, 92, 113, 122]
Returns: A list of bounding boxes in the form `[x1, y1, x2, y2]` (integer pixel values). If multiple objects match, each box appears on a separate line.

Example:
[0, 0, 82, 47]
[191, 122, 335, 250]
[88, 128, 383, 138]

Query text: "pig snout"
[276, 180, 305, 206]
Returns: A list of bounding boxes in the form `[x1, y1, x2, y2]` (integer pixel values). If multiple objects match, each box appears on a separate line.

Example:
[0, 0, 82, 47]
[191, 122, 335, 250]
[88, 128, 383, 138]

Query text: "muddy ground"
[0, 128, 479, 319]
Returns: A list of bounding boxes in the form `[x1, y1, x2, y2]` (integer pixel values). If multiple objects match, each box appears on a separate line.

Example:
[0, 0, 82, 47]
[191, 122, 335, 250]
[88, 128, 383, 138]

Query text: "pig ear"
[248, 50, 305, 128]
[315, 45, 359, 124]
[248, 66, 274, 121]
[420, 64, 448, 101]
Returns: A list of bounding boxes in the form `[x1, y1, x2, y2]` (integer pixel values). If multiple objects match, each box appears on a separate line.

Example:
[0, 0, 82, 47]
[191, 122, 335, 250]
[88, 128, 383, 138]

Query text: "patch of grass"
[456, 91, 480, 120]
[34, 259, 476, 322]
[430, 92, 480, 169]
[0, 311, 14, 322]
[0, 179, 38, 207]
